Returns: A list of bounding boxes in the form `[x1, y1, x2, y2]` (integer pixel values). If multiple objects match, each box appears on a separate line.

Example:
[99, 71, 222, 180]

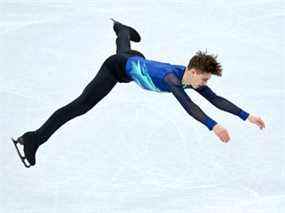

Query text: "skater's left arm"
[195, 85, 266, 129]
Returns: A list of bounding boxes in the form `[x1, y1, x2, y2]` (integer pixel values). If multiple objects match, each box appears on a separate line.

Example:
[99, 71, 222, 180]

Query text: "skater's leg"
[115, 28, 146, 58]
[111, 18, 143, 55]
[14, 55, 129, 167]
[116, 29, 131, 54]
[35, 60, 118, 144]
[111, 18, 141, 45]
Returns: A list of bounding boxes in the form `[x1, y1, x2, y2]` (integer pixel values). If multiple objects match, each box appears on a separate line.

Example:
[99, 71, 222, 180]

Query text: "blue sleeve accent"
[239, 110, 250, 120]
[205, 117, 218, 131]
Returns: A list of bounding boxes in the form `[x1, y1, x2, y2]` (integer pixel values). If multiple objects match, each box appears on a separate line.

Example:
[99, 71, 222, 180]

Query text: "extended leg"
[36, 63, 118, 144]
[14, 57, 119, 167]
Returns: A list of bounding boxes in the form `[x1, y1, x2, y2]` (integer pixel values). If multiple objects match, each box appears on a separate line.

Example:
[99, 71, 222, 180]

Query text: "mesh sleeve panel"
[195, 85, 249, 120]
[163, 73, 217, 130]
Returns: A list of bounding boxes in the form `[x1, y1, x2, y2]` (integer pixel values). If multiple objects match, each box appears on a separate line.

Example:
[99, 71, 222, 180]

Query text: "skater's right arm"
[163, 73, 230, 143]
[163, 73, 217, 130]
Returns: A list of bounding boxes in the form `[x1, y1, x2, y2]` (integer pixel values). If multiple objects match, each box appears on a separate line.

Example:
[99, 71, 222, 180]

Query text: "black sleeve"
[163, 73, 217, 130]
[195, 85, 249, 120]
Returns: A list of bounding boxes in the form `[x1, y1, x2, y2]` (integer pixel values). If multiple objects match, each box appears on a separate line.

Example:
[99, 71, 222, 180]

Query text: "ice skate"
[110, 18, 141, 42]
[11, 131, 40, 168]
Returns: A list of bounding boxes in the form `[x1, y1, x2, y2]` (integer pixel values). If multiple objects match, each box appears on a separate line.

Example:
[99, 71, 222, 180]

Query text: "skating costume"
[13, 19, 250, 167]
[125, 56, 249, 130]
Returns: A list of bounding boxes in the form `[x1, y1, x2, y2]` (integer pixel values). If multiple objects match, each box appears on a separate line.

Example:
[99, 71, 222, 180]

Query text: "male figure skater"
[12, 18, 266, 168]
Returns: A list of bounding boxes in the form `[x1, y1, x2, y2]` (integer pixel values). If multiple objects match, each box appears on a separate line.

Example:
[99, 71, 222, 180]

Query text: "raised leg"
[115, 26, 145, 59]
[111, 18, 141, 54]
[116, 30, 132, 54]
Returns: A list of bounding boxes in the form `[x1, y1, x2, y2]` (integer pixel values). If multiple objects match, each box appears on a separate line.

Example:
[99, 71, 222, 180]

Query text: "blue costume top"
[125, 56, 185, 92]
[125, 56, 249, 130]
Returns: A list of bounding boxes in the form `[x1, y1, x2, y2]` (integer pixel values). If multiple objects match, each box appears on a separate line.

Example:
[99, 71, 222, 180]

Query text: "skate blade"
[11, 138, 32, 168]
[110, 18, 117, 23]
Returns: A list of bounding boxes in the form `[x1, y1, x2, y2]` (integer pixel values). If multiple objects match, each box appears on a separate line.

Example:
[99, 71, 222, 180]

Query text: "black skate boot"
[110, 18, 141, 42]
[11, 131, 40, 168]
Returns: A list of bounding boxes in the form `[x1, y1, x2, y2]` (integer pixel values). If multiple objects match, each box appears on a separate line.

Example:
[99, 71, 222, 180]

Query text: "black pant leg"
[116, 30, 131, 54]
[35, 59, 118, 144]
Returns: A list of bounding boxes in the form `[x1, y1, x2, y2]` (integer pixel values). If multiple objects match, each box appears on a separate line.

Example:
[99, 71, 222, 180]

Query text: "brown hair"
[187, 50, 222, 76]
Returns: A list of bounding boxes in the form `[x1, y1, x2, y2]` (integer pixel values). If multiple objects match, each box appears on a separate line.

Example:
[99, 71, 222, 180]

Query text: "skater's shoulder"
[163, 72, 182, 86]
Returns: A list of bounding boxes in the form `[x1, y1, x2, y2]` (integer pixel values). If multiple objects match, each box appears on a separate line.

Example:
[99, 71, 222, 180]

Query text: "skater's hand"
[247, 114, 266, 130]
[213, 124, 230, 143]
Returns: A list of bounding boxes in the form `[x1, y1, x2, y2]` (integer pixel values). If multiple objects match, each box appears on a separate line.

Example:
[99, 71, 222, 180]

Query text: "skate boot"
[12, 131, 40, 168]
[110, 18, 141, 42]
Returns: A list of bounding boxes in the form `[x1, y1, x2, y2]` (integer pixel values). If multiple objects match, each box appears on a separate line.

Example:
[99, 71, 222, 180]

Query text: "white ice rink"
[1, 0, 284, 212]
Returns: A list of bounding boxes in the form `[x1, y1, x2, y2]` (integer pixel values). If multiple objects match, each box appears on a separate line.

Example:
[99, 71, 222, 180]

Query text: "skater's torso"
[125, 56, 186, 92]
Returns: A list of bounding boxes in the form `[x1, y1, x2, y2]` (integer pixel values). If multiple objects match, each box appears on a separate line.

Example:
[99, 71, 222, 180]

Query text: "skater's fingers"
[219, 130, 230, 143]
[257, 122, 264, 129]
[254, 117, 265, 129]
[258, 118, 266, 128]
[223, 133, 230, 143]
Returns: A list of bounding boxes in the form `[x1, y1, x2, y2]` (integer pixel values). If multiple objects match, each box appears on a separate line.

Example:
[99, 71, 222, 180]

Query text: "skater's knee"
[70, 94, 95, 116]
[74, 103, 93, 116]
[77, 104, 92, 115]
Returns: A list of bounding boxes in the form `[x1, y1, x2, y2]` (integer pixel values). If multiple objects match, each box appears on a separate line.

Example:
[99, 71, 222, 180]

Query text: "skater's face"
[189, 68, 211, 89]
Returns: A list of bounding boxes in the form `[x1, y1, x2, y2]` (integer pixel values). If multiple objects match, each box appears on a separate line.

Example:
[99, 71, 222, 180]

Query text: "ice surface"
[1, 0, 284, 212]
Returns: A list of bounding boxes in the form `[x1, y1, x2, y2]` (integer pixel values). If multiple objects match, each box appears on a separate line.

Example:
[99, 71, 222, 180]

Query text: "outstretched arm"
[195, 85, 266, 129]
[164, 73, 217, 130]
[164, 73, 230, 142]
[195, 85, 249, 120]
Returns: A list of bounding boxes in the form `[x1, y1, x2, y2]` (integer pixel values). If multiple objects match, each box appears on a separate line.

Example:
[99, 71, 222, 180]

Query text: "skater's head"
[183, 50, 222, 89]
[188, 50, 222, 76]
